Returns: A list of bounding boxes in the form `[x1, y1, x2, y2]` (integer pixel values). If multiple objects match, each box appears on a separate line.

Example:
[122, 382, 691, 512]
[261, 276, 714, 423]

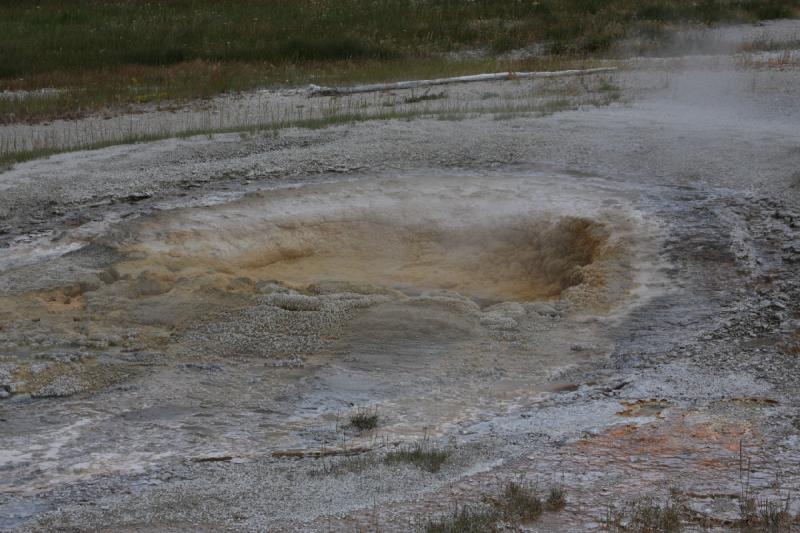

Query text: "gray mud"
[2, 21, 800, 532]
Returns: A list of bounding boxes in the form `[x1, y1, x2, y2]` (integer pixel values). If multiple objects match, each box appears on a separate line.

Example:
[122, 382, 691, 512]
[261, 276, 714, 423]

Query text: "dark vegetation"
[496, 481, 544, 521]
[1, 0, 798, 122]
[384, 438, 451, 473]
[348, 407, 379, 431]
[424, 504, 500, 533]
[546, 485, 568, 511]
[424, 481, 564, 532]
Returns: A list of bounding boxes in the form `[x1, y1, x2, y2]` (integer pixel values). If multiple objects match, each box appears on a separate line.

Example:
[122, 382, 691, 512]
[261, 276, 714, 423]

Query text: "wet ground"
[2, 21, 800, 532]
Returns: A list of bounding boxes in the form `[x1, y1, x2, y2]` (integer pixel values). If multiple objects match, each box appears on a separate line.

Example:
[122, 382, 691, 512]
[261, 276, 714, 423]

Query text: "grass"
[425, 505, 500, 533]
[1, 0, 798, 123]
[738, 445, 794, 532]
[738, 498, 794, 532]
[424, 481, 566, 532]
[349, 407, 379, 431]
[497, 481, 545, 521]
[425, 505, 499, 533]
[384, 438, 451, 473]
[0, 55, 583, 124]
[546, 486, 568, 512]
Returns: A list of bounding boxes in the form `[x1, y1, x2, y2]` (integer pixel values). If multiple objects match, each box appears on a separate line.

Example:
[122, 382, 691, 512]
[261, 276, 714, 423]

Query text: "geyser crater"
[116, 183, 615, 306]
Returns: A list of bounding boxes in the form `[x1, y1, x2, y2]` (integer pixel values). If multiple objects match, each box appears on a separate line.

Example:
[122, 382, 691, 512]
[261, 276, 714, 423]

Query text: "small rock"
[570, 343, 596, 352]
[126, 191, 153, 202]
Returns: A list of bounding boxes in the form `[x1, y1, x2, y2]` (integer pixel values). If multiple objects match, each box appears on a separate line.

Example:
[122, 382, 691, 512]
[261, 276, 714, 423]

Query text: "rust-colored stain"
[713, 397, 779, 407]
[576, 410, 755, 471]
[607, 424, 638, 438]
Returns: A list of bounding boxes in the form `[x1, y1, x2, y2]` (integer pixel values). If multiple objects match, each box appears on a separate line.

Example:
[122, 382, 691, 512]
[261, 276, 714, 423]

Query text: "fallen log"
[191, 455, 233, 463]
[271, 446, 371, 458]
[308, 67, 617, 97]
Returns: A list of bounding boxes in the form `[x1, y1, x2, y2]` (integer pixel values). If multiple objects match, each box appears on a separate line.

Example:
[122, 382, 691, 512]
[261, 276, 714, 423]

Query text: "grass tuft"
[349, 407, 379, 431]
[384, 438, 451, 473]
[424, 481, 566, 532]
[424, 505, 499, 533]
[546, 485, 567, 512]
[499, 481, 544, 521]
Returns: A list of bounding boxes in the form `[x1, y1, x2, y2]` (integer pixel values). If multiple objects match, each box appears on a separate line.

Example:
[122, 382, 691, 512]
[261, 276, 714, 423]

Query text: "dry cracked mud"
[2, 20, 800, 533]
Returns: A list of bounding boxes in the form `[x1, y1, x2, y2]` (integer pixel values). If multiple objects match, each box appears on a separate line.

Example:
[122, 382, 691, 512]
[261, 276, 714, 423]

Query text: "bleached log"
[271, 446, 371, 458]
[307, 67, 617, 97]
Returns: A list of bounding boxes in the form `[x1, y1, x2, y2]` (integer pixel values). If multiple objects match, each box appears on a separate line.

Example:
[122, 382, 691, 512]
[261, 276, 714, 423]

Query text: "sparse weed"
[310, 453, 378, 477]
[738, 442, 794, 531]
[604, 495, 682, 532]
[740, 38, 800, 53]
[546, 485, 567, 511]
